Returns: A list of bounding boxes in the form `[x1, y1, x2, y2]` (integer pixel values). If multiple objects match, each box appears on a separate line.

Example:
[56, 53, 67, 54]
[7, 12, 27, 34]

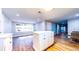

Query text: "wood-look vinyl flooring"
[13, 36, 79, 51]
[47, 36, 79, 51]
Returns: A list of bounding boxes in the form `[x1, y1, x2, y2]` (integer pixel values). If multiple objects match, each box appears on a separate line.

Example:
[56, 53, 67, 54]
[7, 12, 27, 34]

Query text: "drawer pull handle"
[10, 41, 12, 43]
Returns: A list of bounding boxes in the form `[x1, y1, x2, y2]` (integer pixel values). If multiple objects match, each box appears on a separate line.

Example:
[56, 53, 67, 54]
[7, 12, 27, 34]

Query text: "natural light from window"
[16, 23, 34, 32]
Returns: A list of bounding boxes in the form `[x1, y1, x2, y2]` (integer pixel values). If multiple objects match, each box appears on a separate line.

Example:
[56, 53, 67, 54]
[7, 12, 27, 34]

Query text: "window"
[16, 23, 34, 32]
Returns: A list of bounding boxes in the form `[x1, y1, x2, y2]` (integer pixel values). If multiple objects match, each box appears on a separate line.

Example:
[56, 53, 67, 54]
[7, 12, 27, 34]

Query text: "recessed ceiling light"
[16, 13, 20, 17]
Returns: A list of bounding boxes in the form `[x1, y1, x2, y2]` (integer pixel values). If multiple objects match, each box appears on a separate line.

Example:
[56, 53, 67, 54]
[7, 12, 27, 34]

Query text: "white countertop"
[13, 32, 33, 38]
[0, 33, 12, 38]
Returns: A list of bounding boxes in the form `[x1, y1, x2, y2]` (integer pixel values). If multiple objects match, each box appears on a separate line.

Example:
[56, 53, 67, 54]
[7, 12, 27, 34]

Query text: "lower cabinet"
[0, 38, 4, 51]
[0, 34, 12, 51]
[33, 31, 54, 51]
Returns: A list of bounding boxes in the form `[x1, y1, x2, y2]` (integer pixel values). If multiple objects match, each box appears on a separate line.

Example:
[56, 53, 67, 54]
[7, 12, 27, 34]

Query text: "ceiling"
[2, 8, 79, 23]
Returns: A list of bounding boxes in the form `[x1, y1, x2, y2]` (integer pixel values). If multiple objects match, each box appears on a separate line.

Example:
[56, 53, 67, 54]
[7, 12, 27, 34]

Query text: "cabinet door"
[48, 32, 54, 45]
[0, 38, 4, 51]
[44, 32, 54, 47]
[40, 34, 49, 50]
[4, 37, 12, 51]
[33, 34, 40, 50]
[51, 32, 54, 43]
[40, 37, 46, 50]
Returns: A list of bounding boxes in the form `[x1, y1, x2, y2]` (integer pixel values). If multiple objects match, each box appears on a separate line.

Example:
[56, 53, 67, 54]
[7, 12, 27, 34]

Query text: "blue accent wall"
[51, 23, 57, 34]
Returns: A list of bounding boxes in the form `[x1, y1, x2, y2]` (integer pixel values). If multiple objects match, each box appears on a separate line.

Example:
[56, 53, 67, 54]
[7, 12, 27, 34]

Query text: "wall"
[34, 21, 46, 31]
[11, 22, 16, 33]
[0, 9, 4, 33]
[4, 17, 12, 33]
[0, 8, 12, 33]
[34, 21, 56, 32]
[68, 19, 79, 35]
[46, 21, 52, 31]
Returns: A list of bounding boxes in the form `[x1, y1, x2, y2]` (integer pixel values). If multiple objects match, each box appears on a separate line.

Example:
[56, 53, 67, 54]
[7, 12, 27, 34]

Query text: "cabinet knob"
[10, 41, 12, 43]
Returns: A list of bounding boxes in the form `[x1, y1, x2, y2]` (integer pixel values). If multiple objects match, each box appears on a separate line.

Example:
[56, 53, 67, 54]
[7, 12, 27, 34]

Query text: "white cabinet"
[0, 34, 12, 51]
[33, 31, 54, 51]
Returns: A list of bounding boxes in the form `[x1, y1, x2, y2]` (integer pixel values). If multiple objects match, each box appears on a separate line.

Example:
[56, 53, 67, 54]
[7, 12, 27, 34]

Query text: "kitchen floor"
[12, 35, 79, 51]
[13, 36, 34, 51]
[47, 36, 79, 51]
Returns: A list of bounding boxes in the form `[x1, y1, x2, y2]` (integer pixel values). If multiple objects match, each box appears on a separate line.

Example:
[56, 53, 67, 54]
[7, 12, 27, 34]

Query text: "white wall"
[34, 21, 46, 31]
[11, 22, 16, 33]
[0, 9, 12, 33]
[4, 17, 12, 33]
[0, 9, 5, 33]
[46, 21, 52, 31]
[34, 21, 53, 31]
[68, 19, 79, 35]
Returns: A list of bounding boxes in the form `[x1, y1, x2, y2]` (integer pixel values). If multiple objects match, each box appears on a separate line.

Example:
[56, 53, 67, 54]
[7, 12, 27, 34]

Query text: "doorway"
[56, 20, 68, 38]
